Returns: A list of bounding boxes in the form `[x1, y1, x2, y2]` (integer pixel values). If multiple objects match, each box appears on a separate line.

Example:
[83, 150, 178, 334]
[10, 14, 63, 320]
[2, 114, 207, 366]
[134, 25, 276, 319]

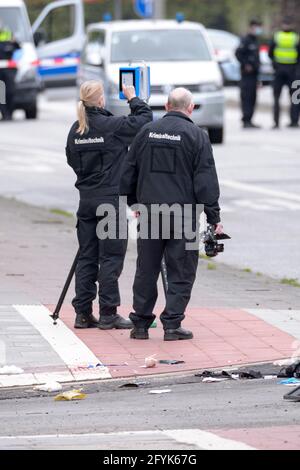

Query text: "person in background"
[269, 17, 300, 129]
[0, 20, 20, 121]
[236, 19, 263, 129]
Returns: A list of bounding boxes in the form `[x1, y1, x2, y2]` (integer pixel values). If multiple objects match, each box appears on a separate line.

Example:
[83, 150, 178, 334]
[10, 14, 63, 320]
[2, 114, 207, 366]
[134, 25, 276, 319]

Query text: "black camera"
[203, 225, 231, 258]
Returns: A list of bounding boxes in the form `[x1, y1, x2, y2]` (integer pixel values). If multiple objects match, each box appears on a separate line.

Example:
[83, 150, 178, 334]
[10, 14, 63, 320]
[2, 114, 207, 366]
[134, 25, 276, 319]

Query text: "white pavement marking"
[246, 309, 300, 342]
[221, 179, 300, 203]
[13, 305, 111, 382]
[0, 429, 256, 450]
[165, 429, 255, 450]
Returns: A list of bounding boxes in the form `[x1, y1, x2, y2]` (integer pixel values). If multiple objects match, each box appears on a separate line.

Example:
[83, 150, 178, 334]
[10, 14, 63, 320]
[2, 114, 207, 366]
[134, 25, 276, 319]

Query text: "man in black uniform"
[236, 19, 263, 129]
[0, 22, 20, 121]
[120, 88, 222, 341]
[269, 17, 300, 129]
[66, 80, 152, 329]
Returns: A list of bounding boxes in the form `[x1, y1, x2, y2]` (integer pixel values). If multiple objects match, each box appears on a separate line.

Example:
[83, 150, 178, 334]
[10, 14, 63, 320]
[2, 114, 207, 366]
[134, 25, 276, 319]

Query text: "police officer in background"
[0, 20, 20, 121]
[236, 19, 263, 129]
[269, 17, 300, 129]
[66, 80, 152, 329]
[120, 88, 223, 341]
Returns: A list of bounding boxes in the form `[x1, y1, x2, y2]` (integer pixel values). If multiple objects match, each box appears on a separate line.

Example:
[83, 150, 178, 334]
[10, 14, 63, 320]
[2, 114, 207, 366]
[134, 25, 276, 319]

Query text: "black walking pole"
[51, 249, 80, 325]
[161, 256, 168, 297]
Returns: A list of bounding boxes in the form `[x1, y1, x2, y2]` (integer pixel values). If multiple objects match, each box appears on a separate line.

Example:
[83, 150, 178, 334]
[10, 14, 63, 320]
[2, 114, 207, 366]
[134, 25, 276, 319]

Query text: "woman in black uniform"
[66, 80, 152, 329]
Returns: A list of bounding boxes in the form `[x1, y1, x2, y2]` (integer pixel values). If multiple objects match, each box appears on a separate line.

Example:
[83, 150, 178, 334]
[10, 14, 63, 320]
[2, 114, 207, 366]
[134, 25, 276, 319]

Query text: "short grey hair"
[167, 87, 194, 111]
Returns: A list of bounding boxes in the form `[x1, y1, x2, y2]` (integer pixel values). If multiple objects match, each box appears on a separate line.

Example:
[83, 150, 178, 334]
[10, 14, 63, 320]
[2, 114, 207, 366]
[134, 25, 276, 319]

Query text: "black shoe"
[130, 328, 149, 340]
[98, 314, 133, 330]
[164, 327, 194, 342]
[74, 313, 99, 329]
[272, 124, 280, 130]
[243, 122, 261, 129]
[287, 123, 299, 128]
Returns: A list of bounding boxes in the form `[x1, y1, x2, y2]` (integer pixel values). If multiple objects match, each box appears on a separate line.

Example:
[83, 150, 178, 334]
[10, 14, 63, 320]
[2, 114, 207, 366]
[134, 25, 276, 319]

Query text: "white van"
[32, 0, 85, 87]
[79, 20, 225, 143]
[0, 0, 40, 118]
[32, 1, 225, 143]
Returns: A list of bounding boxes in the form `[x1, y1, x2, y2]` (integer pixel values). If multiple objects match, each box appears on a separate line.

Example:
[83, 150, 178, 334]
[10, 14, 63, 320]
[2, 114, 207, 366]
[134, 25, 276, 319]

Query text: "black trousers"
[72, 196, 127, 317]
[0, 69, 16, 118]
[240, 74, 258, 124]
[273, 65, 298, 126]
[130, 216, 199, 330]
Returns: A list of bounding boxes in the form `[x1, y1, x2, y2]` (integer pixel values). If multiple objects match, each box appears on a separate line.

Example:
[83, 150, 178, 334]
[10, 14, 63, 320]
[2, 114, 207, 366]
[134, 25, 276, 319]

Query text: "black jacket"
[0, 40, 20, 60]
[66, 97, 153, 198]
[236, 34, 260, 75]
[119, 111, 221, 225]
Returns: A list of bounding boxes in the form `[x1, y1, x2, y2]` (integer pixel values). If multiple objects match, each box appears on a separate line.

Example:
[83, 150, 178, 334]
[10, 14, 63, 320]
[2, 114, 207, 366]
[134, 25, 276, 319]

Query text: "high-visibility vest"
[0, 29, 13, 42]
[274, 31, 299, 65]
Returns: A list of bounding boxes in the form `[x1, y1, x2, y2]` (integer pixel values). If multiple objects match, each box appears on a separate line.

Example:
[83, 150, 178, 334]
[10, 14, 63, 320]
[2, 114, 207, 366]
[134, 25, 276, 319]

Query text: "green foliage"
[281, 278, 300, 288]
[26, 1, 294, 35]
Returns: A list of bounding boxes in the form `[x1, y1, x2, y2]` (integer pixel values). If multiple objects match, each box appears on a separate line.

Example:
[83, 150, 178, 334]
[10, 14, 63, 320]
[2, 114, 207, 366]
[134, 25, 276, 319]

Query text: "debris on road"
[202, 377, 229, 383]
[159, 360, 185, 365]
[239, 370, 263, 380]
[34, 381, 62, 393]
[278, 378, 300, 387]
[0, 366, 24, 375]
[144, 355, 158, 368]
[149, 389, 171, 395]
[195, 370, 233, 380]
[119, 383, 140, 388]
[278, 361, 300, 379]
[54, 389, 86, 401]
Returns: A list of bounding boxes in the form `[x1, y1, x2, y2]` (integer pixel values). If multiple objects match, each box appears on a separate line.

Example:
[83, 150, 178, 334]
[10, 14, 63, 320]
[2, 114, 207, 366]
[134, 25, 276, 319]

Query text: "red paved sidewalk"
[214, 425, 300, 450]
[49, 305, 297, 379]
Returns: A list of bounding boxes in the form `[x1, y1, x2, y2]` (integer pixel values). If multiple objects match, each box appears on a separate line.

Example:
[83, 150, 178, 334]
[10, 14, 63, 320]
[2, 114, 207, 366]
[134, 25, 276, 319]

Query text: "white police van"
[79, 20, 225, 143]
[0, 0, 40, 118]
[32, 0, 85, 87]
[32, 1, 225, 143]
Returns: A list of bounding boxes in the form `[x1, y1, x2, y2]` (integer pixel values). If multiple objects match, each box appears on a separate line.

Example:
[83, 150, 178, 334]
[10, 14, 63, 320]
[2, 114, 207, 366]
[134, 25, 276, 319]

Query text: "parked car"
[0, 0, 40, 118]
[207, 28, 274, 85]
[207, 29, 241, 85]
[78, 20, 225, 143]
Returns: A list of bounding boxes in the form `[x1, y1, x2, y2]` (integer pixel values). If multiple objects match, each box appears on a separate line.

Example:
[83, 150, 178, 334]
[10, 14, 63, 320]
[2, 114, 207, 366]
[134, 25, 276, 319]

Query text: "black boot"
[98, 314, 133, 330]
[74, 313, 99, 329]
[130, 328, 149, 340]
[164, 327, 194, 342]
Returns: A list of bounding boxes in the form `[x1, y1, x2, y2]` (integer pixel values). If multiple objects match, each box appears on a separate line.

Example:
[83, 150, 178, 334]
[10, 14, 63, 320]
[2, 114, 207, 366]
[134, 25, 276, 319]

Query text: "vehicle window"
[37, 5, 75, 43]
[82, 30, 105, 65]
[0, 7, 31, 43]
[208, 31, 240, 50]
[111, 29, 212, 62]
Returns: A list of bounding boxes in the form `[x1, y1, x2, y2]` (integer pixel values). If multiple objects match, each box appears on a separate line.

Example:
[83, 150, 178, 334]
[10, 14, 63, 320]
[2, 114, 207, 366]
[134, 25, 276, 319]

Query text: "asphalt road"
[0, 376, 299, 450]
[0, 87, 299, 281]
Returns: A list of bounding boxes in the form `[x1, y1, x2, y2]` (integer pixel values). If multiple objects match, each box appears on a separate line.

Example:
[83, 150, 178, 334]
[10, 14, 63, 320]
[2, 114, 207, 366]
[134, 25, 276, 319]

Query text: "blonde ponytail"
[77, 100, 89, 135]
[77, 80, 105, 135]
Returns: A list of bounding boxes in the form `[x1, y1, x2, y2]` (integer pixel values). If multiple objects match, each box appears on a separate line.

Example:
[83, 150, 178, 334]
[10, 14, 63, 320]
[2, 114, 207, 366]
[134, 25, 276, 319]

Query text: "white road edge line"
[13, 305, 111, 378]
[220, 179, 300, 203]
[0, 429, 256, 450]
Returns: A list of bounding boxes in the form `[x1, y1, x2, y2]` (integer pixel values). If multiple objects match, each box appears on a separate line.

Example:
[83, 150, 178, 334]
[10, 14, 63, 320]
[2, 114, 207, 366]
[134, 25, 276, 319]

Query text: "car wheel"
[209, 127, 224, 144]
[25, 103, 38, 120]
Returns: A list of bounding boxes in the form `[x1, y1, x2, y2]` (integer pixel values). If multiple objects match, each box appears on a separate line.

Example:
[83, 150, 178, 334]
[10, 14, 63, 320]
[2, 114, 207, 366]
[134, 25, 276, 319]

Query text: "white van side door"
[32, 0, 85, 86]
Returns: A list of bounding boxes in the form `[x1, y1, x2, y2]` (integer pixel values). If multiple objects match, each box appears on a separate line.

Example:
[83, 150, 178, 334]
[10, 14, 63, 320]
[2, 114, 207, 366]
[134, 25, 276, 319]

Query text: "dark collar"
[163, 111, 194, 123]
[85, 106, 113, 117]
